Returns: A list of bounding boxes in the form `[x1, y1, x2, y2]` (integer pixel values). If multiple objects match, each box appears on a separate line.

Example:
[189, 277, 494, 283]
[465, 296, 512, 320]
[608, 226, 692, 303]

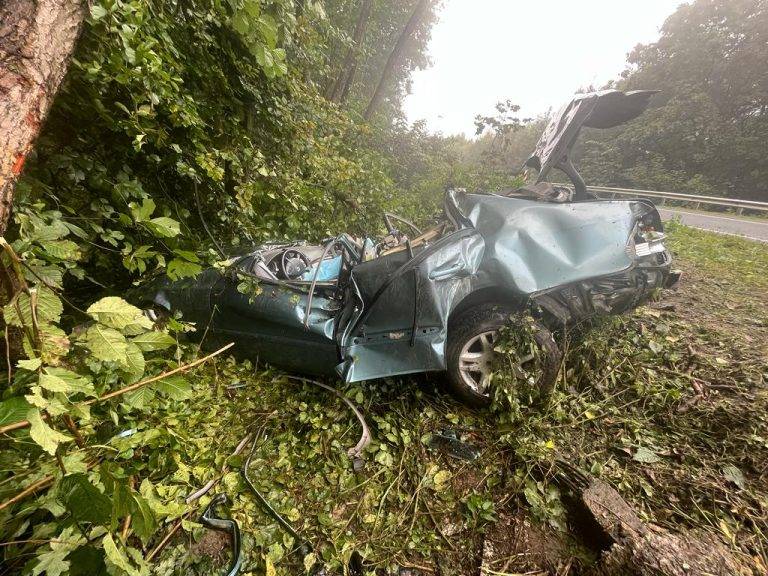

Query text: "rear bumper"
[534, 249, 675, 326]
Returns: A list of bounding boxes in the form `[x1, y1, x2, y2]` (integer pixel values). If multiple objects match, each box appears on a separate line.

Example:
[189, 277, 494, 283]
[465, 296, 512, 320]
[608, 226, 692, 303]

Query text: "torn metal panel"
[457, 194, 642, 294]
[337, 231, 485, 382]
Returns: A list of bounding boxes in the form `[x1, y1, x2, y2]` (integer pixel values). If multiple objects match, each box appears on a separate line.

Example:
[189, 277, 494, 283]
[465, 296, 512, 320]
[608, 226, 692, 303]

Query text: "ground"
[144, 222, 767, 576]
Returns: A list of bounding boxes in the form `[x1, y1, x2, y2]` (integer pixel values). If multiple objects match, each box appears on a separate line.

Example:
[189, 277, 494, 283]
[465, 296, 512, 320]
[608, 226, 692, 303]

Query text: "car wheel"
[445, 303, 561, 409]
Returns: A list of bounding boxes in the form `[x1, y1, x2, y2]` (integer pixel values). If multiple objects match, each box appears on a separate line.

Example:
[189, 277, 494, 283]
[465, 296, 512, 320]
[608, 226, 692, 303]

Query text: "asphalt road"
[658, 208, 768, 243]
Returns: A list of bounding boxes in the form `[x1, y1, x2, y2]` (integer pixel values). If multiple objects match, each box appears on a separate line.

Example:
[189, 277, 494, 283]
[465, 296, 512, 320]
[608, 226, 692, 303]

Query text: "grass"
[143, 223, 767, 575]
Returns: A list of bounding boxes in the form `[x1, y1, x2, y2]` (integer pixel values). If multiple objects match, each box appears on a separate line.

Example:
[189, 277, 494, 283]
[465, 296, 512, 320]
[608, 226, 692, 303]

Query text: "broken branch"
[0, 342, 235, 435]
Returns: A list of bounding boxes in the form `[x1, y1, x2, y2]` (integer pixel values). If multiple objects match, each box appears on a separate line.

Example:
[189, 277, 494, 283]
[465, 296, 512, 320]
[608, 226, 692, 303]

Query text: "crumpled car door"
[210, 266, 339, 375]
[335, 229, 485, 382]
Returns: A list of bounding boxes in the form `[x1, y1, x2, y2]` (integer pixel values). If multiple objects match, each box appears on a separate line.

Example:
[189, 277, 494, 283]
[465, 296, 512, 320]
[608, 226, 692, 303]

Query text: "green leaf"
[38, 239, 80, 261]
[123, 385, 155, 410]
[0, 396, 33, 427]
[87, 297, 150, 331]
[33, 526, 86, 576]
[3, 287, 63, 327]
[145, 217, 180, 238]
[232, 10, 251, 35]
[131, 331, 175, 352]
[102, 533, 141, 576]
[26, 387, 68, 416]
[28, 408, 72, 455]
[18, 357, 42, 371]
[39, 372, 73, 393]
[90, 4, 108, 19]
[154, 375, 191, 400]
[633, 446, 660, 464]
[167, 258, 202, 280]
[45, 367, 96, 397]
[130, 493, 157, 543]
[58, 473, 112, 525]
[83, 325, 128, 364]
[33, 547, 70, 576]
[122, 342, 145, 383]
[130, 199, 156, 222]
[67, 546, 107, 576]
[172, 249, 199, 263]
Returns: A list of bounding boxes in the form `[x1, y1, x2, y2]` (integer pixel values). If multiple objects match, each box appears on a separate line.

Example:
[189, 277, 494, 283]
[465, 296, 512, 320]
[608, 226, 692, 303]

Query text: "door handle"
[429, 262, 467, 281]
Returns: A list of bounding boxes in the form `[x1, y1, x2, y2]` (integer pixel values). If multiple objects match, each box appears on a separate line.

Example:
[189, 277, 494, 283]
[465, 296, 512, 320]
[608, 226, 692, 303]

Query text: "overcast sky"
[404, 0, 685, 136]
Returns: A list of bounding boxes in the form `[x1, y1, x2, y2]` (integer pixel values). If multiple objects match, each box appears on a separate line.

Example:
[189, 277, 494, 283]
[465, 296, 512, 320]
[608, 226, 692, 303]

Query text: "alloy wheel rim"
[458, 330, 537, 396]
[458, 330, 499, 395]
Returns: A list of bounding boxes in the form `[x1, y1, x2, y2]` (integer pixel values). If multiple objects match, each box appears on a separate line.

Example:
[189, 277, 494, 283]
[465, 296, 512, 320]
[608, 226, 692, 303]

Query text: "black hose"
[242, 432, 313, 555]
[199, 493, 242, 576]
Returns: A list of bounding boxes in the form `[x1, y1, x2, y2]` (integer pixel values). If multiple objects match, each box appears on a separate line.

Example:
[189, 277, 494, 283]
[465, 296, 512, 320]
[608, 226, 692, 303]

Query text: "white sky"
[404, 0, 686, 136]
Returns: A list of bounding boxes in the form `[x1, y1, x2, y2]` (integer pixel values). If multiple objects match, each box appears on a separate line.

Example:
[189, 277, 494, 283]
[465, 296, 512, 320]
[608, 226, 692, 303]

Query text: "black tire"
[445, 303, 561, 409]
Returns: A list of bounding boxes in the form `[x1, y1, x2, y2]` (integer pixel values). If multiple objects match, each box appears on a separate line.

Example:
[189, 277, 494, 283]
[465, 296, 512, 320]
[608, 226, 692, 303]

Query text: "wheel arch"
[447, 286, 527, 329]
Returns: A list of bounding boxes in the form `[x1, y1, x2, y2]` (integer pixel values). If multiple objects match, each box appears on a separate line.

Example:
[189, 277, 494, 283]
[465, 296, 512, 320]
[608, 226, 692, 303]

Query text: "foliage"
[4, 223, 766, 575]
[3, 0, 766, 573]
[0, 1, 519, 575]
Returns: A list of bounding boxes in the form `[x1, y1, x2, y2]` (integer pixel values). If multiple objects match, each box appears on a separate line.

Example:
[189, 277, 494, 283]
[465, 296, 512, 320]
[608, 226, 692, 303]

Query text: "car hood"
[525, 89, 658, 182]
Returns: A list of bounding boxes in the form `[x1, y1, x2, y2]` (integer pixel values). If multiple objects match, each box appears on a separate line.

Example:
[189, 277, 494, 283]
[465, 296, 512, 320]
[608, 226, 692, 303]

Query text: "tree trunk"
[328, 0, 372, 104]
[363, 0, 429, 121]
[0, 0, 86, 235]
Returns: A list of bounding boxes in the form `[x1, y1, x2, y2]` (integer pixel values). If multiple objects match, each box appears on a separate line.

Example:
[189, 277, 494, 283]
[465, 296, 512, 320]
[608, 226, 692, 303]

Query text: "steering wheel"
[280, 249, 309, 280]
[383, 213, 422, 237]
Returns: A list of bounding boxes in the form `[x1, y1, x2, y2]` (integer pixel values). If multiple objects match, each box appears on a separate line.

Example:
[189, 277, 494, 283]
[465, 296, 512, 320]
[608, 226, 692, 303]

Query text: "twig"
[4, 325, 10, 383]
[145, 512, 192, 561]
[121, 476, 135, 541]
[0, 342, 234, 435]
[284, 375, 371, 461]
[0, 460, 100, 512]
[193, 181, 226, 258]
[62, 414, 85, 448]
[88, 342, 234, 404]
[0, 475, 54, 512]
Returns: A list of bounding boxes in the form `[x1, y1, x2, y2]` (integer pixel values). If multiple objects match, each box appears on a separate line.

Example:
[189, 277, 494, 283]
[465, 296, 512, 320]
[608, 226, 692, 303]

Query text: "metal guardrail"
[586, 185, 768, 215]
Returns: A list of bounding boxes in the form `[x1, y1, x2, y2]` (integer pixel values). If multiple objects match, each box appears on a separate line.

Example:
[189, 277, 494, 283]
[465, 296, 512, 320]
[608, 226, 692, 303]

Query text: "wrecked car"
[134, 90, 678, 407]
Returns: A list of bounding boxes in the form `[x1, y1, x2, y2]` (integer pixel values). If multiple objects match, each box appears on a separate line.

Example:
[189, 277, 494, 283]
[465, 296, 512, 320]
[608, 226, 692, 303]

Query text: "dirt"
[189, 529, 231, 563]
[480, 510, 590, 576]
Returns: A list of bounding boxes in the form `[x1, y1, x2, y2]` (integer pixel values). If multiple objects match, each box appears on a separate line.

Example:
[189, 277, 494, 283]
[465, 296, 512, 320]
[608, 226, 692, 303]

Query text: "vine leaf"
[27, 408, 72, 455]
[31, 527, 85, 576]
[32, 547, 70, 576]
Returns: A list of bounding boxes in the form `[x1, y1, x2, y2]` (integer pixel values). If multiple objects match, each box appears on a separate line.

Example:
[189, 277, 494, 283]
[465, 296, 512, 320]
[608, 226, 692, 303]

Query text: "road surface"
[658, 208, 768, 243]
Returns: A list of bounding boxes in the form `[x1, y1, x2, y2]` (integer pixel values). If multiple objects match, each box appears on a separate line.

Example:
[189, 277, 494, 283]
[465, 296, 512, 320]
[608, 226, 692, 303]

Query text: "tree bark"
[363, 0, 429, 121]
[328, 0, 372, 104]
[0, 0, 86, 235]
